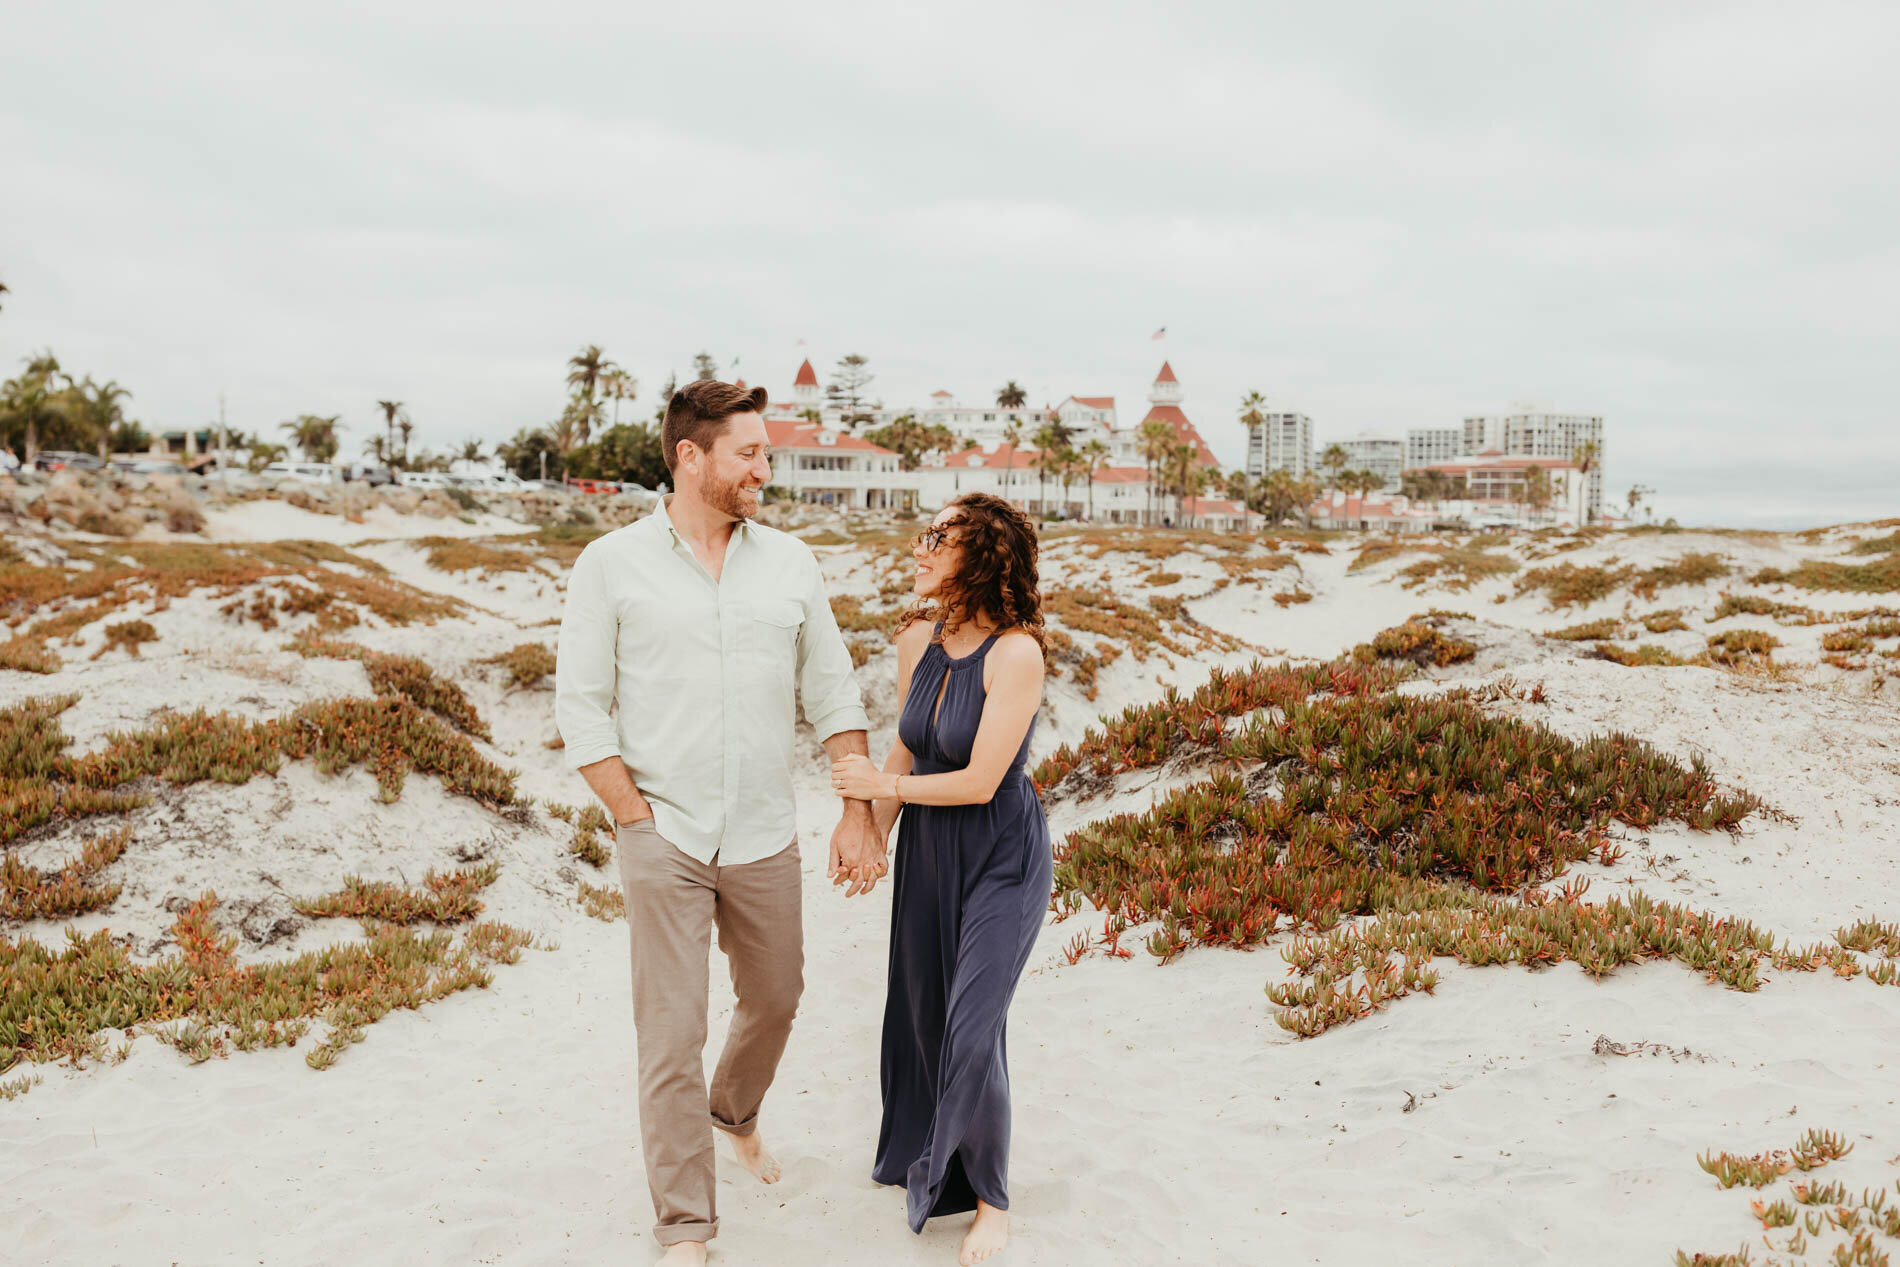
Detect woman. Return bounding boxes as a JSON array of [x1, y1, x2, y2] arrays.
[[830, 493, 1052, 1266]]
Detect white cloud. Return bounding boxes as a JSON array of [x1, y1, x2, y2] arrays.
[[2, 0, 1896, 524]]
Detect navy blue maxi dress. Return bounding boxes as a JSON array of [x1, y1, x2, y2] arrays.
[[873, 625, 1053, 1233]]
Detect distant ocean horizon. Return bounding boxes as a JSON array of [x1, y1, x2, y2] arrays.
[[1665, 498, 1896, 532]]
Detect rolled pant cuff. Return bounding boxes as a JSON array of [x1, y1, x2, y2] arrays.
[[711, 1111, 759, 1138], [654, 1221, 717, 1246]]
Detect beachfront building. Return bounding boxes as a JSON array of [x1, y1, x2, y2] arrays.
[[1180, 496, 1263, 533], [762, 416, 918, 509], [1462, 409, 1606, 519], [1120, 362, 1222, 469], [891, 391, 1052, 449], [771, 359, 1220, 522], [1418, 451, 1583, 525], [1091, 465, 1159, 525], [1245, 410, 1315, 480], [1338, 435, 1405, 491], [1306, 491, 1435, 533], [914, 442, 1040, 511], [1405, 426, 1463, 470], [1398, 408, 1606, 519]]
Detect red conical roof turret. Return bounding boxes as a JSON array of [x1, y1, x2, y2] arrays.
[[793, 358, 819, 387]]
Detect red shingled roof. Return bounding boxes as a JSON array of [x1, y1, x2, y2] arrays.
[[1092, 465, 1150, 484], [763, 416, 896, 455], [793, 359, 819, 387], [1072, 396, 1115, 410], [1155, 361, 1177, 384], [1183, 497, 1249, 518], [1138, 404, 1221, 467], [948, 442, 1038, 470]]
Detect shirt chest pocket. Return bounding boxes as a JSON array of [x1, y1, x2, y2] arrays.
[[740, 599, 802, 671]]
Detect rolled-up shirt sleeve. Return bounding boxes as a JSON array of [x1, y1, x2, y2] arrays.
[[796, 550, 871, 741], [554, 541, 624, 770]]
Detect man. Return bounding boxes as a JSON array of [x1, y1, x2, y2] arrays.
[[555, 379, 886, 1263]]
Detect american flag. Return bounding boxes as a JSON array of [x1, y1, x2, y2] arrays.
[[1151, 326, 1167, 340]]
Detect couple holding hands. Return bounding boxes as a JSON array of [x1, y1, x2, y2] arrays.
[[555, 379, 1051, 1265]]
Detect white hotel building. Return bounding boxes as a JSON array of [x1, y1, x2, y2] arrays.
[[767, 360, 1229, 523], [1405, 407, 1605, 519], [1245, 411, 1315, 480]]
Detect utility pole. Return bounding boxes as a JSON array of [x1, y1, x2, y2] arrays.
[[539, 450, 547, 481]]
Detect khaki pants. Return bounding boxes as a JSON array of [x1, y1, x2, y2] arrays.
[[614, 820, 805, 1246]]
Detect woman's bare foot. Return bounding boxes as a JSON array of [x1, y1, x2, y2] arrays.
[[959, 1201, 1009, 1265], [726, 1129, 782, 1184], [658, 1242, 707, 1265]]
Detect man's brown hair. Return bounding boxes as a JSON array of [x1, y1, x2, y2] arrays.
[[662, 380, 769, 473]]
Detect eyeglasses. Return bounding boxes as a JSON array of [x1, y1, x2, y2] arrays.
[[911, 524, 962, 553]]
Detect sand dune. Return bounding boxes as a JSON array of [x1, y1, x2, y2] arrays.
[[5, 503, 1900, 1265]]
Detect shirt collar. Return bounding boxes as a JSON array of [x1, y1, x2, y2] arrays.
[[653, 494, 754, 548]]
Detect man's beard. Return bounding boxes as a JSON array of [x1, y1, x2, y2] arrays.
[[703, 470, 760, 520]]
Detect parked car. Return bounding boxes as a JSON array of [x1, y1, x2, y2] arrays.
[[344, 464, 394, 486], [564, 477, 617, 495], [109, 457, 185, 475], [528, 479, 571, 494], [260, 461, 342, 485], [396, 471, 454, 489], [34, 450, 105, 472]]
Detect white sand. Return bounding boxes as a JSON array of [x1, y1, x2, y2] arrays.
[[6, 511, 1900, 1265]]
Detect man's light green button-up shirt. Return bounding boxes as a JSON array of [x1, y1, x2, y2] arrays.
[[554, 499, 870, 866]]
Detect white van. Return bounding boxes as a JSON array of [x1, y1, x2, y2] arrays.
[[261, 462, 342, 485], [397, 471, 454, 489]]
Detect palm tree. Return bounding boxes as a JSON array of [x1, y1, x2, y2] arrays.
[[13, 352, 65, 461], [1570, 440, 1599, 527], [377, 401, 404, 466], [457, 439, 486, 465], [1170, 442, 1198, 526], [567, 345, 613, 402], [397, 416, 415, 466], [995, 381, 1028, 410], [1319, 443, 1348, 495], [1138, 420, 1174, 525], [75, 378, 133, 459], [547, 409, 584, 473], [1522, 465, 1554, 525], [363, 435, 390, 464], [602, 370, 637, 427], [1031, 422, 1064, 515], [1081, 438, 1109, 521], [0, 278, 9, 314], [1055, 446, 1083, 517], [1238, 390, 1266, 468], [280, 414, 343, 463], [1001, 419, 1024, 500], [1180, 462, 1213, 530]]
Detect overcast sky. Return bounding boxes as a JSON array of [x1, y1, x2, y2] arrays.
[[5, 1, 1896, 526]]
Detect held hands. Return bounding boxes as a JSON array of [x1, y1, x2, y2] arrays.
[[826, 812, 888, 898], [830, 753, 895, 802], [826, 755, 891, 898]]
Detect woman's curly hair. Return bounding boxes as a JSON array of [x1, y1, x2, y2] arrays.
[[899, 492, 1046, 652]]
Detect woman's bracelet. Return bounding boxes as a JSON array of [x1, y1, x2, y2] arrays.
[[892, 774, 905, 803]]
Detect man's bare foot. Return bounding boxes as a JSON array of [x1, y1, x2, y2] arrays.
[[959, 1201, 1009, 1265], [658, 1242, 707, 1266], [726, 1129, 781, 1184]]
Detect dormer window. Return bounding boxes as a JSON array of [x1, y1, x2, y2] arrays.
[[818, 432, 837, 446]]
